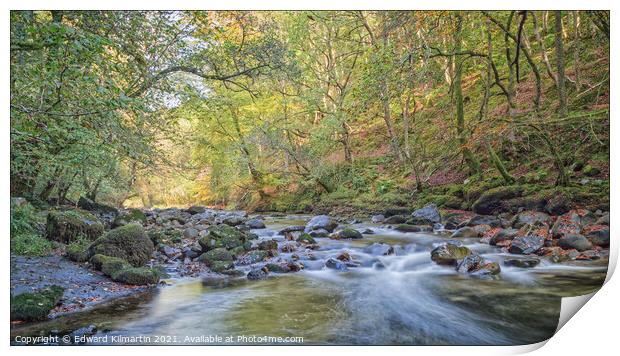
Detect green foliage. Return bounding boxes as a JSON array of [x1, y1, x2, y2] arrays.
[[11, 232, 54, 257], [10, 201, 53, 257], [10, 11, 609, 212]]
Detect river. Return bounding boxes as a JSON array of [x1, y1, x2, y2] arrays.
[[11, 214, 608, 345]]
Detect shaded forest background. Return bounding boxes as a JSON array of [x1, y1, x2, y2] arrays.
[[10, 10, 610, 213]]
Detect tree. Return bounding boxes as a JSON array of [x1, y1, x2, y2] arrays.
[[554, 10, 568, 118]]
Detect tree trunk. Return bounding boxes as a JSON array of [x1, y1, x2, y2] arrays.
[[572, 11, 582, 91], [554, 10, 568, 117], [486, 142, 515, 184], [532, 11, 558, 88], [231, 108, 266, 199], [481, 21, 514, 184], [454, 14, 481, 176], [504, 11, 516, 99]]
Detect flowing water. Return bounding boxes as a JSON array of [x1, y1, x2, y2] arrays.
[[11, 214, 608, 345]]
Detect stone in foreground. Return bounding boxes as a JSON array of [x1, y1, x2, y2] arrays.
[[430, 243, 471, 266], [89, 224, 154, 267]]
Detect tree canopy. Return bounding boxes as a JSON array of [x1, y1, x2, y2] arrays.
[[11, 10, 610, 211]]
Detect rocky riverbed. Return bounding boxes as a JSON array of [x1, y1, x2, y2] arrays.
[[10, 201, 610, 345]]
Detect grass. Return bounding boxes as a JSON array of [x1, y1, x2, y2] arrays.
[[10, 201, 53, 257]]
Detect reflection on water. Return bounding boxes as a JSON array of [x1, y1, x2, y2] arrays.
[[11, 215, 608, 345]]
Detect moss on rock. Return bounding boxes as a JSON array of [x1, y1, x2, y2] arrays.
[[332, 228, 363, 239], [210, 261, 234, 273], [197, 247, 233, 266], [112, 267, 160, 285], [46, 209, 104, 244], [90, 254, 131, 276], [65, 238, 91, 262], [89, 224, 154, 267], [101, 257, 132, 277], [10, 285, 64, 321], [471, 185, 523, 215], [198, 224, 255, 252]]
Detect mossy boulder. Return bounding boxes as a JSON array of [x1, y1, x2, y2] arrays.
[[430, 243, 472, 265], [197, 247, 233, 266], [112, 267, 160, 285], [471, 185, 523, 215], [102, 257, 132, 277], [229, 245, 248, 257], [65, 238, 91, 262], [89, 224, 154, 267], [198, 225, 255, 252], [90, 254, 132, 277], [210, 261, 234, 273], [113, 209, 147, 227], [10, 285, 64, 321], [46, 209, 104, 244], [332, 228, 363, 239]]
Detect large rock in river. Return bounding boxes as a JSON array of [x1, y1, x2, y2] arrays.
[[430, 243, 471, 265], [325, 258, 348, 271], [456, 254, 500, 276], [46, 209, 104, 244], [304, 215, 338, 233], [410, 204, 441, 224], [331, 228, 363, 239], [89, 224, 154, 267]]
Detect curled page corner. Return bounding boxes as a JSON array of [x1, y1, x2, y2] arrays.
[[556, 292, 596, 333], [554, 235, 616, 335]]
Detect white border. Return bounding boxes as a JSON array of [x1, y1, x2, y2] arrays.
[[3, 1, 617, 355]]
